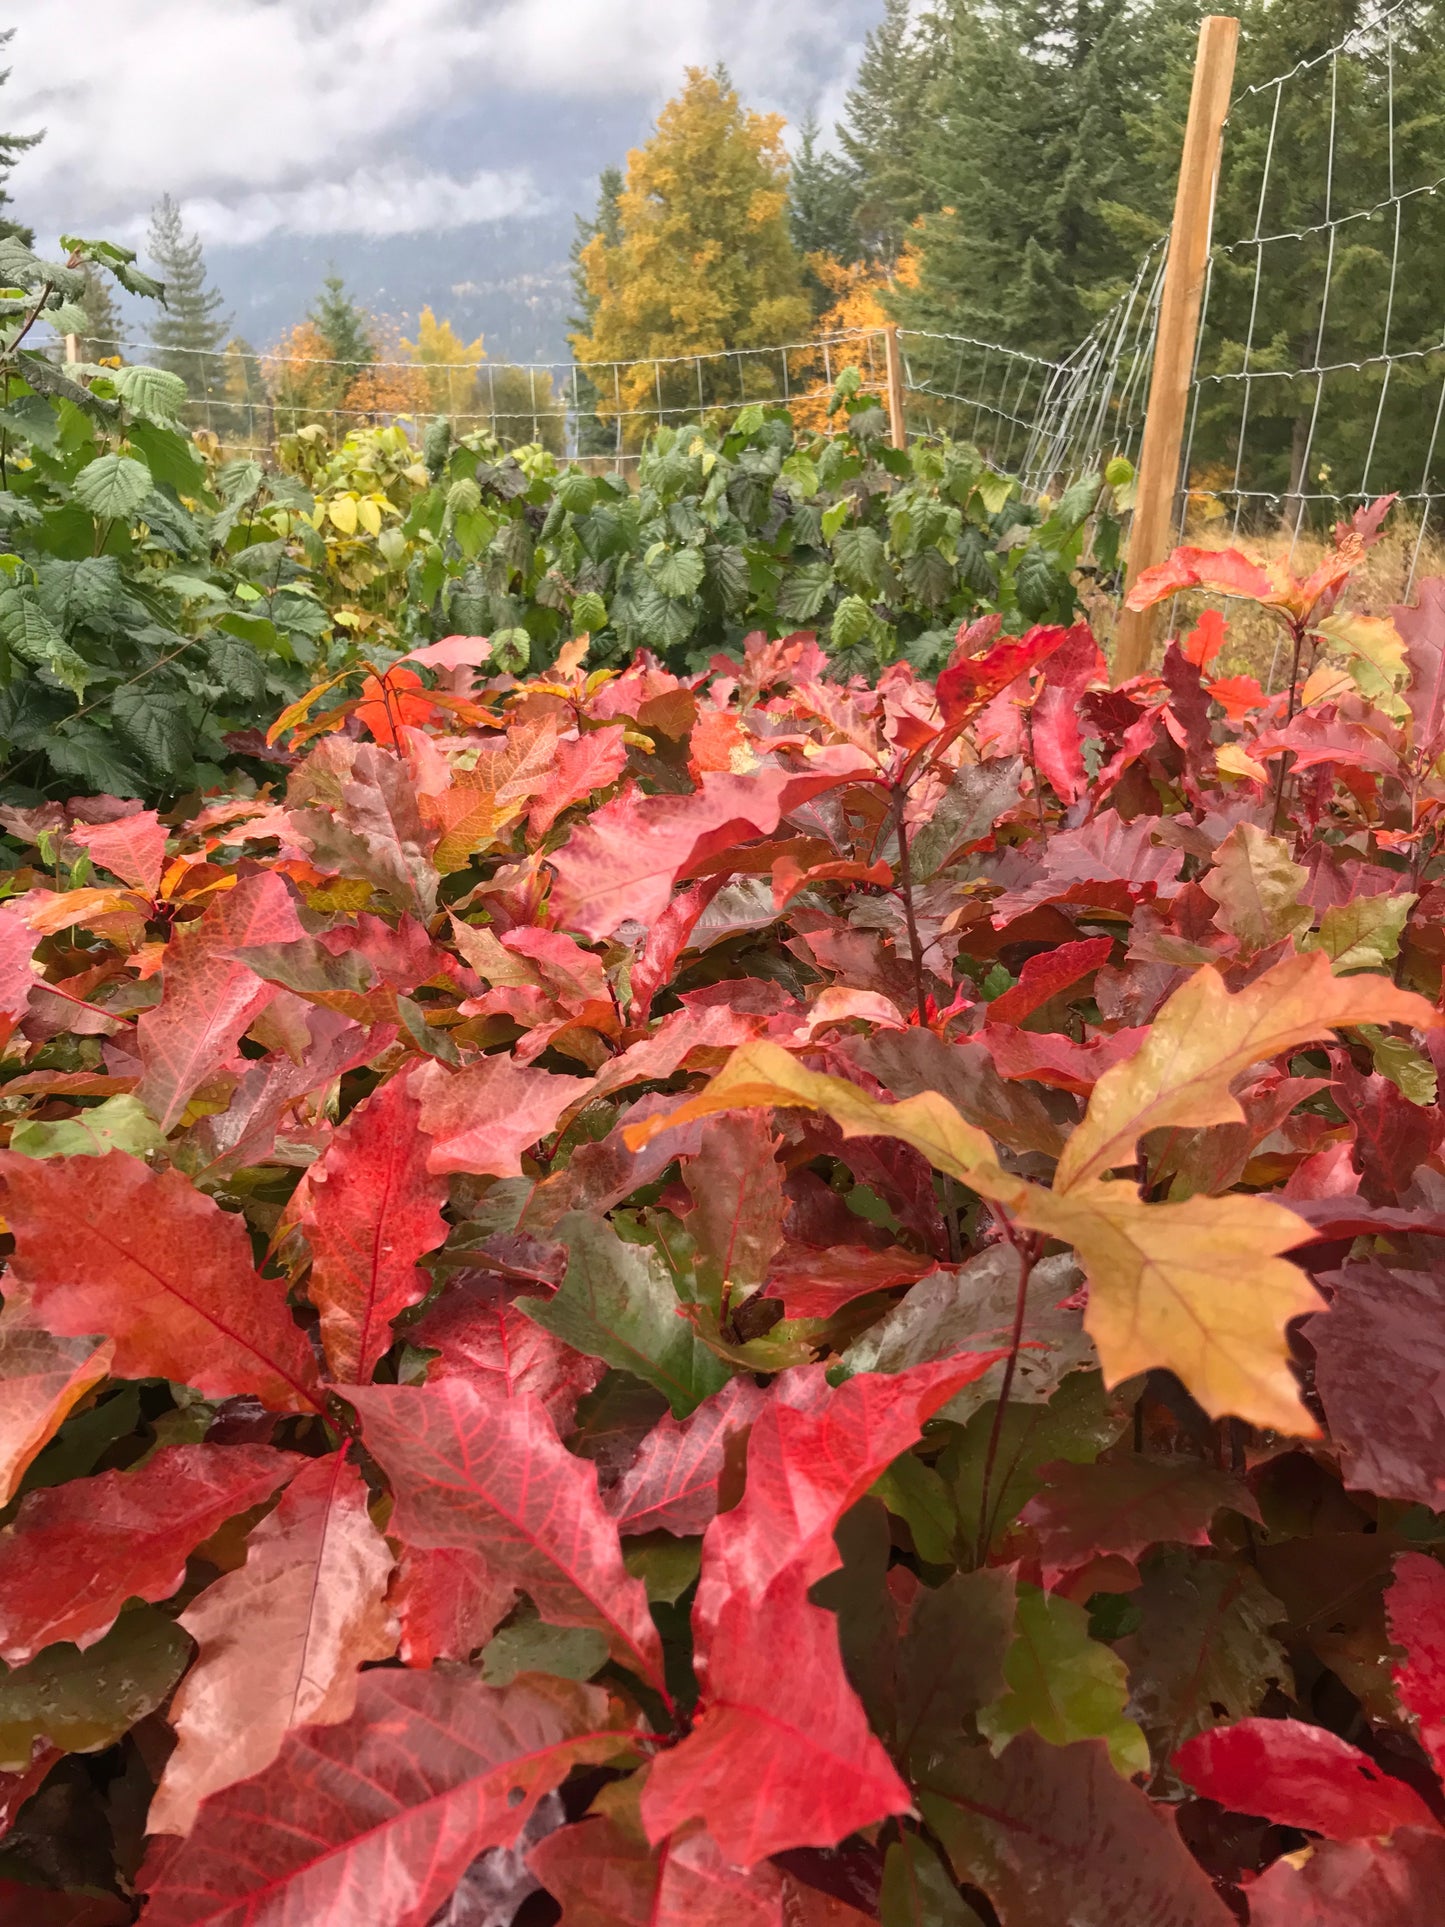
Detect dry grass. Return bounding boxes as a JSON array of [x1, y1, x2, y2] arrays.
[[1098, 502, 1445, 686]]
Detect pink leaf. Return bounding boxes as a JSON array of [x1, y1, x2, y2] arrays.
[[1388, 1553, 1445, 1778], [70, 809, 167, 897], [412, 1055, 592, 1177]]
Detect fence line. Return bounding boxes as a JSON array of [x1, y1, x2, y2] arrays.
[[43, 1, 1445, 616]]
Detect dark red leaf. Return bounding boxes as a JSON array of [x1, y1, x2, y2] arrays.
[[682, 1112, 786, 1304], [989, 811, 1184, 921], [761, 1242, 936, 1318], [1018, 1456, 1261, 1589], [1311, 1264, 1445, 1506], [297, 1075, 448, 1383], [0, 1885, 130, 1926], [139, 1670, 627, 1927], [1173, 1717, 1438, 1838], [0, 1152, 321, 1412], [0, 1442, 296, 1664], [918, 1733, 1235, 1925], [349, 1379, 667, 1692]]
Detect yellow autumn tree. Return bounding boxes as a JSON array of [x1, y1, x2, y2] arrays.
[[790, 237, 921, 431], [401, 308, 488, 420], [571, 67, 811, 445]]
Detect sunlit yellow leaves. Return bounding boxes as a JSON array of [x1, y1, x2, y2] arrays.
[[1055, 951, 1437, 1192], [1012, 1183, 1322, 1434], [623, 1039, 1022, 1204]]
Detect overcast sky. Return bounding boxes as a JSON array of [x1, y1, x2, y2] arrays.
[[7, 0, 875, 252]]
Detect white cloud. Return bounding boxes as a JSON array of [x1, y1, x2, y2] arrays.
[[152, 166, 540, 248], [7, 0, 867, 238]]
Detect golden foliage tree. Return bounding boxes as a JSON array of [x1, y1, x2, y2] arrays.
[[401, 308, 488, 419], [570, 67, 811, 443]]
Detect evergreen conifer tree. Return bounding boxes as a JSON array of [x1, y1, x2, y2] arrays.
[[569, 167, 624, 455], [789, 114, 862, 314], [77, 265, 125, 363], [146, 195, 230, 407], [309, 273, 377, 390], [0, 29, 41, 247], [894, 0, 1158, 360], [837, 0, 941, 262]]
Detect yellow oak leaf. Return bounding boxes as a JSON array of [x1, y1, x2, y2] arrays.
[[622, 1037, 1023, 1203], [1055, 951, 1437, 1192], [1012, 1182, 1321, 1433]]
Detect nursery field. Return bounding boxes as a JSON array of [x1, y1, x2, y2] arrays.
[[2, 240, 1445, 1927]]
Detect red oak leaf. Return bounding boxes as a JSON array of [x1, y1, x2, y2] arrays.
[[1126, 546, 1277, 610], [629, 877, 727, 1022], [983, 937, 1114, 1027], [1388, 1553, 1445, 1778], [607, 1376, 772, 1538], [412, 1055, 592, 1177], [411, 1276, 605, 1432], [1396, 577, 1445, 761], [641, 1564, 912, 1867], [298, 1075, 448, 1383], [1249, 712, 1400, 776], [547, 755, 869, 940], [0, 1883, 129, 1925], [0, 1151, 321, 1412], [682, 1111, 786, 1305], [1245, 1827, 1445, 1927], [398, 635, 493, 672], [355, 665, 439, 746], [761, 1242, 936, 1318], [350, 1378, 667, 1693], [989, 812, 1184, 922], [529, 725, 630, 838], [1018, 1456, 1261, 1589], [136, 869, 305, 1131], [936, 624, 1075, 728], [389, 1544, 517, 1668], [1173, 1717, 1438, 1839], [0, 903, 42, 1040], [530, 1811, 785, 1927], [0, 1442, 297, 1664], [139, 1671, 627, 1927], [0, 1310, 113, 1505], [69, 808, 168, 897], [148, 1449, 397, 1836], [642, 1361, 1005, 1863], [916, 1733, 1236, 1925], [981, 1023, 1149, 1095]]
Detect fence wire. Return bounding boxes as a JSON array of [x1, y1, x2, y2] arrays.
[[41, 0, 1445, 606]]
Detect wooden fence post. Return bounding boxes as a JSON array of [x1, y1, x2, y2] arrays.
[[1113, 14, 1239, 682], [884, 324, 907, 450]]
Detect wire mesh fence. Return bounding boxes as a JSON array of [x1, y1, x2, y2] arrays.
[[45, 0, 1445, 602]]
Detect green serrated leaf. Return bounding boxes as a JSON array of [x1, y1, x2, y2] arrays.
[[111, 682, 194, 779], [109, 364, 189, 427], [646, 544, 706, 600], [832, 524, 886, 596], [73, 452, 154, 521]]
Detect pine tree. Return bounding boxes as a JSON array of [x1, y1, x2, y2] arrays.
[[570, 168, 623, 456], [310, 273, 377, 389], [837, 0, 942, 262], [77, 265, 125, 363], [789, 114, 862, 314], [146, 195, 230, 406], [0, 29, 42, 247], [895, 0, 1162, 361], [570, 68, 812, 446]]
